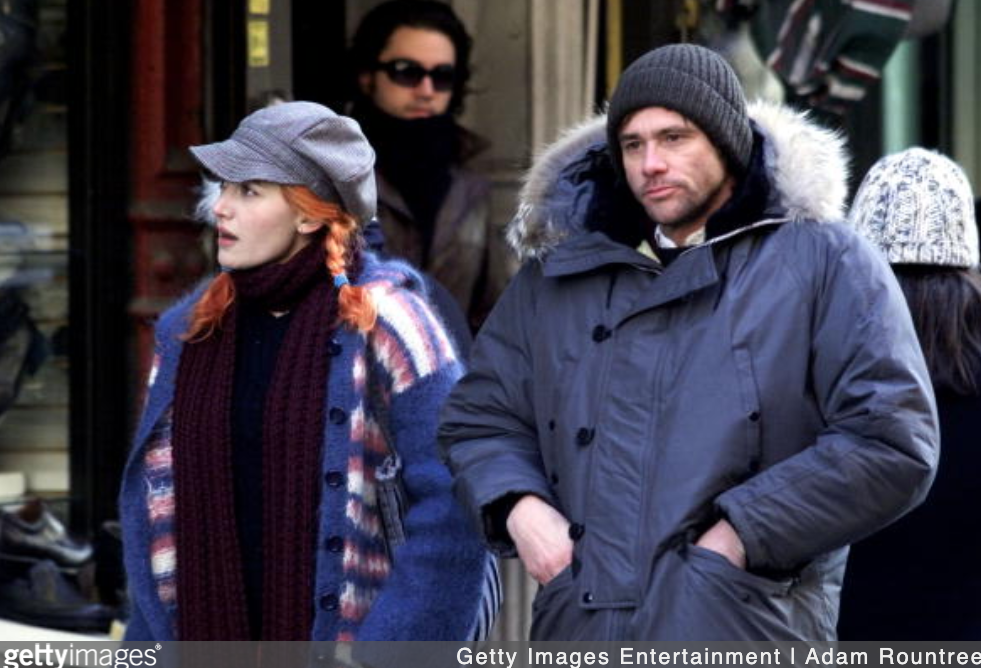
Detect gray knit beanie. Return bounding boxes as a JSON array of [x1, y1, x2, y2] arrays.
[[849, 148, 979, 268], [190, 101, 377, 224], [607, 43, 752, 178]]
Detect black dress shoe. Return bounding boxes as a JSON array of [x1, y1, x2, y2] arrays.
[[0, 498, 92, 567], [0, 559, 114, 633]]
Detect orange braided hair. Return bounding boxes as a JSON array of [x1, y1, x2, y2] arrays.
[[282, 186, 377, 332], [182, 185, 376, 342]]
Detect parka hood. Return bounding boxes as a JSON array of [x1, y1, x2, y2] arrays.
[[507, 100, 850, 261]]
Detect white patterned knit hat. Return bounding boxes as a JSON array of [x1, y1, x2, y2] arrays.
[[849, 147, 979, 268]]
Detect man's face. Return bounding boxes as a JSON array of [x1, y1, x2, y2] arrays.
[[360, 26, 456, 119], [618, 107, 735, 242]]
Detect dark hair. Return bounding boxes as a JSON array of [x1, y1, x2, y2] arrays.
[[893, 265, 981, 396], [976, 197, 981, 253], [350, 0, 473, 116]]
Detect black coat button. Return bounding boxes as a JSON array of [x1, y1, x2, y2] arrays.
[[325, 471, 344, 487], [748, 411, 761, 422], [327, 339, 342, 357], [592, 325, 612, 342], [569, 523, 585, 540], [329, 407, 348, 425], [319, 593, 339, 611], [326, 536, 344, 552], [576, 427, 595, 446], [550, 472, 559, 484], [582, 592, 594, 604]]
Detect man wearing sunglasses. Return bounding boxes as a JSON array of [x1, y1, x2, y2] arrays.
[[350, 0, 515, 333]]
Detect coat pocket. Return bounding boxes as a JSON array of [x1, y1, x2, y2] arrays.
[[530, 563, 622, 640], [687, 545, 795, 597], [532, 563, 575, 611], [673, 544, 803, 640], [529, 563, 575, 640]]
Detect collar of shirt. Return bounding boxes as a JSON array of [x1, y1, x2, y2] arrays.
[[654, 225, 705, 249]]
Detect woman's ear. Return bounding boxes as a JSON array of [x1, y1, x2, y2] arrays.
[[297, 220, 326, 235]]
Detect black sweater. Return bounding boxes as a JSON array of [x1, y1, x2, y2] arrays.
[[231, 303, 293, 639]]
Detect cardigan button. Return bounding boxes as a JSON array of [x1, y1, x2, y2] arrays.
[[568, 523, 585, 541], [576, 427, 595, 446], [325, 471, 344, 488], [326, 535, 344, 553], [329, 407, 348, 425], [327, 339, 342, 357], [582, 592, 594, 604], [592, 325, 612, 342], [319, 593, 339, 611]]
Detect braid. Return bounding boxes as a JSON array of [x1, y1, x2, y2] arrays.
[[282, 186, 377, 332]]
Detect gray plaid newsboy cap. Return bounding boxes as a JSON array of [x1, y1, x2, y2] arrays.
[[190, 101, 377, 223]]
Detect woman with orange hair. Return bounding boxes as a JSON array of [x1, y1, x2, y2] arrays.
[[119, 102, 491, 640]]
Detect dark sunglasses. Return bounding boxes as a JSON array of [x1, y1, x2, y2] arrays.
[[375, 59, 457, 92]]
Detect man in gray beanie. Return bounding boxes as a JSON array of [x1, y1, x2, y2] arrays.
[[440, 43, 938, 640]]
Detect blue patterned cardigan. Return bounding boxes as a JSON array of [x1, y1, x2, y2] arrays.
[[119, 254, 487, 640]]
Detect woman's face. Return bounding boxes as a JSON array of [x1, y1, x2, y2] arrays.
[[212, 181, 315, 270]]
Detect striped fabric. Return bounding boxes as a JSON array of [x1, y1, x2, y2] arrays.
[[717, 0, 913, 114], [469, 554, 503, 641], [143, 407, 176, 622]]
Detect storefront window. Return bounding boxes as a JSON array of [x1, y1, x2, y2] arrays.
[[0, 0, 70, 498]]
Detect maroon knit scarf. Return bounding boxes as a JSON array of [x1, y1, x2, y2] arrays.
[[172, 239, 335, 640]]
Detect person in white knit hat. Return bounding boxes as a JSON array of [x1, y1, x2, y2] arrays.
[[841, 147, 981, 639], [848, 147, 979, 269]]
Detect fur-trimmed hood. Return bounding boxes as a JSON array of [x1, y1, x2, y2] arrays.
[[507, 100, 850, 261]]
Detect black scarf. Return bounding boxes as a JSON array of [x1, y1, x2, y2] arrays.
[[703, 131, 771, 242], [353, 102, 459, 262], [172, 238, 335, 640]]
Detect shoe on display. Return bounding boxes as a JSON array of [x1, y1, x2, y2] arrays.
[[0, 498, 93, 567], [0, 559, 114, 634]]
